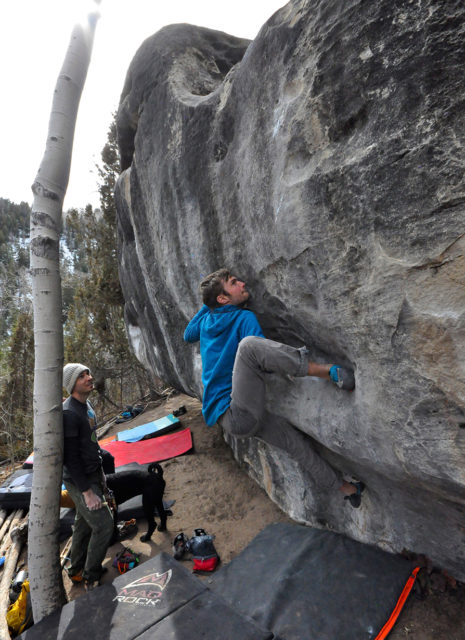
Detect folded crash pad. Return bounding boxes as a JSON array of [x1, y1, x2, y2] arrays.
[[19, 552, 272, 640], [0, 469, 33, 510], [210, 522, 419, 640], [104, 428, 192, 467], [116, 414, 180, 442], [0, 469, 77, 541], [118, 496, 174, 523]]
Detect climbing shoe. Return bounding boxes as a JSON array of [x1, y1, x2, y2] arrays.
[[116, 519, 138, 541], [84, 567, 108, 591], [329, 365, 355, 391], [172, 533, 189, 560], [84, 580, 99, 592], [65, 567, 83, 585], [344, 481, 365, 508]]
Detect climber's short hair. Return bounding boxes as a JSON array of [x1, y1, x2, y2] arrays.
[[200, 268, 230, 308]]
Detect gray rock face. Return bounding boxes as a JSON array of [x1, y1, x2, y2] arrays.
[[115, 2, 465, 578]]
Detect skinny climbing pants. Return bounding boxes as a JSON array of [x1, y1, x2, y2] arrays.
[[64, 473, 114, 582], [218, 336, 341, 490]]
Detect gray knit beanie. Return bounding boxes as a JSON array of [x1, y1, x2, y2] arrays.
[[63, 363, 90, 395]]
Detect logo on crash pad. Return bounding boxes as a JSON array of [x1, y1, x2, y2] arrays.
[[113, 569, 172, 607]]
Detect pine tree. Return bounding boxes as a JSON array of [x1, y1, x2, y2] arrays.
[[63, 120, 154, 416], [0, 199, 32, 340], [0, 312, 34, 461]]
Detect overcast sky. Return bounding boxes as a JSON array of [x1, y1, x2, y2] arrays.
[[1, 0, 285, 211]]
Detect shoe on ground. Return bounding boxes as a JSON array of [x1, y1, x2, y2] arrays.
[[329, 365, 355, 391], [173, 532, 189, 560], [344, 481, 365, 508], [84, 580, 100, 592]]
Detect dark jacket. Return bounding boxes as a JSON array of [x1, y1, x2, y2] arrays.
[[63, 396, 102, 492]]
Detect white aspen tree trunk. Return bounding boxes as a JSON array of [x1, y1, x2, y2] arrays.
[[28, 8, 99, 622]]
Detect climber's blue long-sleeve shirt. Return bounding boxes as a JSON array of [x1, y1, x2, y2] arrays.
[[184, 304, 264, 426]]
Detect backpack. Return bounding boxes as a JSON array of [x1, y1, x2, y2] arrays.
[[113, 547, 140, 574]]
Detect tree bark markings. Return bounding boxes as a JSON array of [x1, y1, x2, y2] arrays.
[[28, 9, 99, 622]]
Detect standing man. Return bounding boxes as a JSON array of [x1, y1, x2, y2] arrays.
[[184, 268, 364, 507], [62, 363, 114, 591]]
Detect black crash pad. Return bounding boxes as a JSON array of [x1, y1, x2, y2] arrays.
[[0, 464, 173, 537], [117, 496, 174, 521], [0, 470, 75, 541], [19, 552, 272, 640], [210, 522, 418, 640], [136, 590, 273, 640], [0, 469, 33, 510], [58, 508, 76, 541]]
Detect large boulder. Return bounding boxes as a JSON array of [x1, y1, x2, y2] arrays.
[[115, 1, 465, 578]]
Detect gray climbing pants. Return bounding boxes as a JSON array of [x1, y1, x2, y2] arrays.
[[218, 336, 340, 490], [64, 473, 114, 582]]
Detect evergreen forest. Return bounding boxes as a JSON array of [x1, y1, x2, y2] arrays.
[[0, 122, 155, 463]]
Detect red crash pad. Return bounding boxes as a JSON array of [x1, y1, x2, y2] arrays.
[[103, 427, 192, 467]]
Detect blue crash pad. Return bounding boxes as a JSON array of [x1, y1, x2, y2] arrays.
[[117, 414, 179, 442]]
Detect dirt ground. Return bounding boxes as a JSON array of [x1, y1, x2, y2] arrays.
[[60, 392, 464, 639]]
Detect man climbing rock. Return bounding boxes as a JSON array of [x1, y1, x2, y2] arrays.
[[184, 268, 364, 507], [62, 363, 114, 591]]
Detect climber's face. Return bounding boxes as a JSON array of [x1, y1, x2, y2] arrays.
[[217, 275, 250, 306]]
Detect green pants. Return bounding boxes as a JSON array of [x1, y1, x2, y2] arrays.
[[64, 475, 114, 582]]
